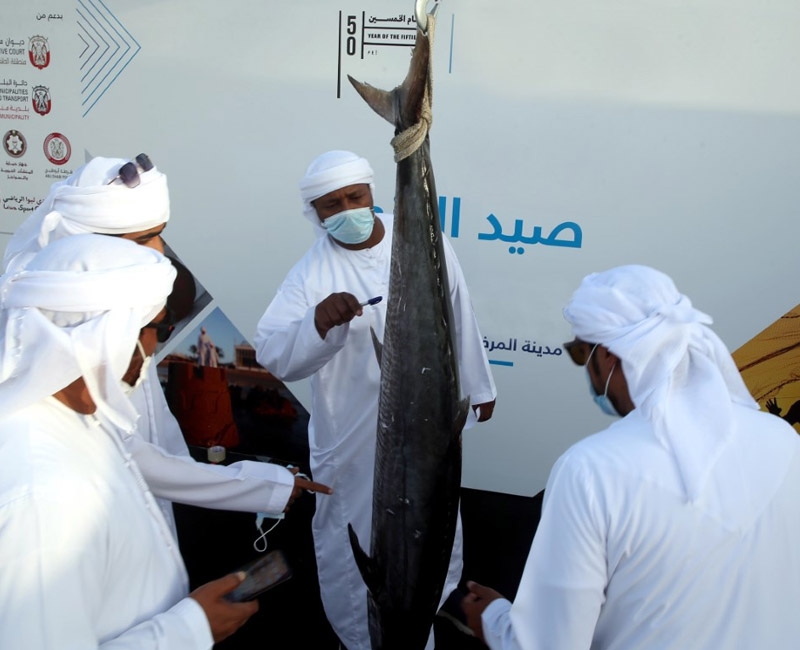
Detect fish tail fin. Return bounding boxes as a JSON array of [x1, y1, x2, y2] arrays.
[[455, 397, 471, 438], [348, 13, 433, 129], [348, 523, 381, 596], [370, 326, 383, 367], [347, 76, 398, 126]]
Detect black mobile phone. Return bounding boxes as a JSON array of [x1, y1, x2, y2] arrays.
[[224, 550, 293, 602]]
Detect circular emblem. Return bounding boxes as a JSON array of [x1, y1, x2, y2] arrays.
[[3, 130, 27, 158], [43, 132, 71, 165], [28, 35, 51, 70], [32, 85, 51, 116]]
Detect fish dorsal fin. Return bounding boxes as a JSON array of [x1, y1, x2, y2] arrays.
[[370, 326, 383, 367], [347, 523, 382, 596]]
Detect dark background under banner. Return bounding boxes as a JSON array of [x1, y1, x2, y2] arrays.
[[176, 447, 543, 649]]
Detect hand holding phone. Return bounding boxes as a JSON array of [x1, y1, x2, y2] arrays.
[[223, 550, 293, 602], [189, 573, 259, 643]]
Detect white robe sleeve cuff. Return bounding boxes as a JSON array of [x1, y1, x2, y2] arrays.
[[160, 597, 214, 650], [100, 596, 213, 649], [481, 598, 520, 650]]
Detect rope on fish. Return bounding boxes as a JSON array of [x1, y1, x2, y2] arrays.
[[391, 14, 435, 162]]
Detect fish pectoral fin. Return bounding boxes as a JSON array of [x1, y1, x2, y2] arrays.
[[454, 397, 471, 438], [370, 326, 383, 367], [347, 523, 382, 596], [347, 75, 398, 126]]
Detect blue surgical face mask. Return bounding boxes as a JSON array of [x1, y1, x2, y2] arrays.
[[322, 207, 375, 244], [585, 344, 620, 417]]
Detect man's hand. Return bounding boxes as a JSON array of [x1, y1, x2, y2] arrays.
[[314, 292, 363, 339], [473, 399, 497, 422], [285, 467, 333, 511], [189, 572, 259, 643], [462, 580, 505, 643]]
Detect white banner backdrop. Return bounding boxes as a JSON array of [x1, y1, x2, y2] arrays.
[[2, 0, 799, 495]]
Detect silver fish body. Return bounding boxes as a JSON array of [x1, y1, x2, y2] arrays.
[[347, 4, 470, 649]]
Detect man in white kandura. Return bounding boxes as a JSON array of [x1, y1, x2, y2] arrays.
[[463, 265, 800, 649], [3, 155, 329, 537], [197, 327, 219, 367], [0, 235, 258, 648], [254, 150, 497, 650]]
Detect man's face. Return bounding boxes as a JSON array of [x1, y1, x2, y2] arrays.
[[564, 338, 594, 368], [118, 223, 167, 253], [121, 308, 167, 386], [565, 338, 603, 393], [312, 183, 372, 221]]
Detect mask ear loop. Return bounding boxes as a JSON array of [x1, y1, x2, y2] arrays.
[[253, 462, 308, 552], [253, 514, 282, 553], [127, 340, 150, 392], [603, 362, 616, 398]]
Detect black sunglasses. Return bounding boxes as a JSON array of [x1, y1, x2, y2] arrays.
[[563, 338, 598, 366], [107, 153, 154, 188], [143, 308, 176, 343]]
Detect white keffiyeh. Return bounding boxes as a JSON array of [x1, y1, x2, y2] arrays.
[[563, 265, 759, 502], [3, 156, 170, 274], [298, 150, 375, 237], [0, 234, 176, 434]]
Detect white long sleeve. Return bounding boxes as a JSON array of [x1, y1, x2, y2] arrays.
[[0, 401, 214, 650], [254, 247, 349, 383], [0, 487, 212, 650], [481, 407, 800, 650], [127, 363, 295, 521], [126, 434, 294, 514]]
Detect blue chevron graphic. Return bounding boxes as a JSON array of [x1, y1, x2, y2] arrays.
[[76, 0, 141, 117]]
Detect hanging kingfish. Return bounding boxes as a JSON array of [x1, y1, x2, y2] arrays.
[[346, 1, 471, 648]]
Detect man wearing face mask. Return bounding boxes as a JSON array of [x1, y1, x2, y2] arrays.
[[254, 150, 497, 650], [0, 235, 260, 648], [2, 155, 329, 540], [462, 265, 800, 649]]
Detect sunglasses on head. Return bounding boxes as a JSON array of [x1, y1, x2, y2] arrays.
[[563, 338, 598, 366], [143, 308, 176, 343], [107, 153, 154, 189]]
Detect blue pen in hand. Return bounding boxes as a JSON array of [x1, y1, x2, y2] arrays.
[[360, 296, 383, 307]]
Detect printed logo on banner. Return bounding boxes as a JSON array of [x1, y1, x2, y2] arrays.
[[3, 130, 27, 158], [478, 213, 582, 255], [387, 194, 586, 256], [0, 38, 27, 64], [436, 195, 585, 255], [481, 336, 566, 368], [1, 159, 33, 183], [336, 9, 460, 96], [28, 36, 50, 70], [337, 9, 420, 98], [0, 79, 29, 119], [43, 133, 71, 165], [31, 85, 51, 116], [77, 4, 141, 117]]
